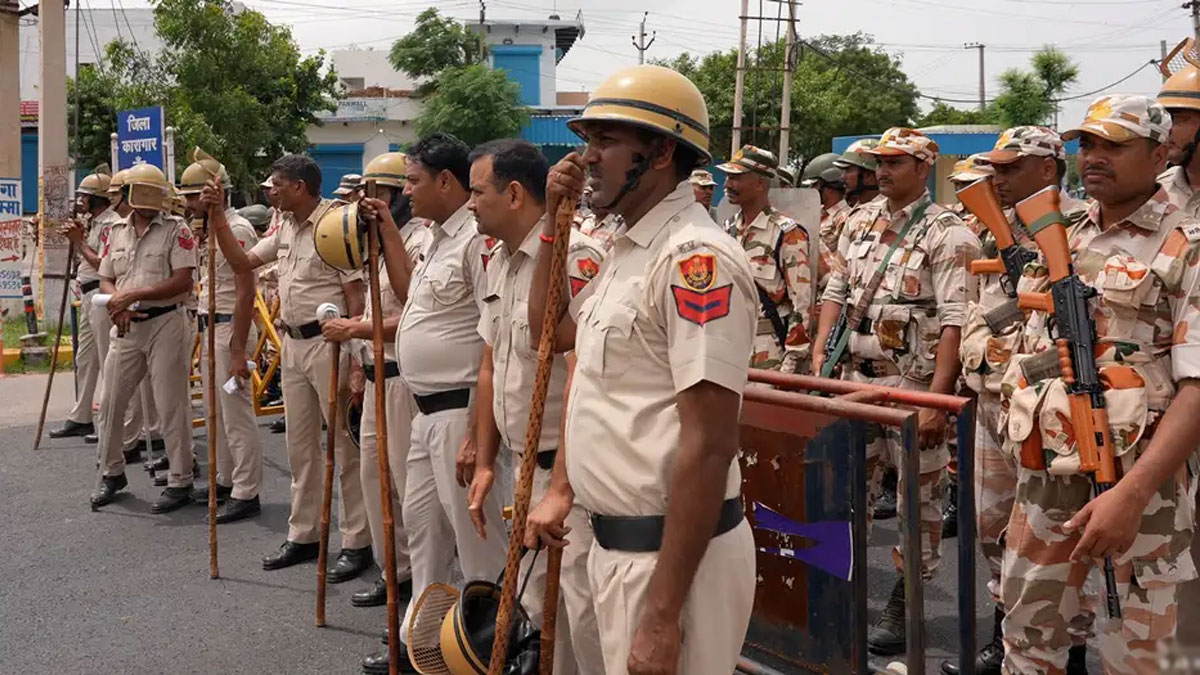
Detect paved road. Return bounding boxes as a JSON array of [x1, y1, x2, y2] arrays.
[[1, 373, 1102, 674]]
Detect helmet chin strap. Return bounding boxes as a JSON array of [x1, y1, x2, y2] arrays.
[[596, 150, 657, 212]]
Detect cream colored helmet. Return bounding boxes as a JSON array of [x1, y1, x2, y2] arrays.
[[1159, 38, 1200, 112], [77, 163, 112, 197], [107, 169, 129, 195], [178, 160, 231, 195], [123, 163, 170, 212], [362, 152, 408, 191], [313, 202, 365, 271], [568, 64, 712, 165]]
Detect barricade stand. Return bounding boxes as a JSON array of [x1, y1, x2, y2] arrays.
[[735, 371, 977, 675]]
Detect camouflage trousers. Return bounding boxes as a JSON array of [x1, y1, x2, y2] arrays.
[[848, 371, 949, 579], [1001, 466, 1195, 674], [750, 328, 805, 373], [975, 392, 1018, 604]]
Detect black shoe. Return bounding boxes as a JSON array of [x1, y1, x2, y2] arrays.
[[941, 607, 1003, 674], [262, 540, 319, 570], [268, 418, 285, 434], [1066, 645, 1088, 675], [90, 473, 128, 509], [215, 496, 261, 524], [942, 474, 959, 539], [327, 546, 373, 584], [123, 441, 145, 464], [49, 420, 94, 439], [83, 433, 99, 444], [875, 468, 898, 520], [868, 577, 907, 656], [152, 472, 168, 487], [192, 483, 233, 505], [144, 454, 169, 473], [362, 649, 417, 674], [353, 577, 388, 608], [150, 486, 194, 514]]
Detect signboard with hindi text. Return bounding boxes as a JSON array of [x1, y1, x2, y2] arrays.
[[117, 106, 165, 170], [0, 179, 24, 298]]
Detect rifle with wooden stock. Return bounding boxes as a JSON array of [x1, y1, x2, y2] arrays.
[[1014, 185, 1121, 619]]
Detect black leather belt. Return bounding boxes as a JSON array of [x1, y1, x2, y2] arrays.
[[198, 313, 234, 332], [80, 280, 100, 294], [363, 361, 400, 382], [282, 320, 322, 340], [131, 304, 178, 323], [412, 388, 471, 415], [591, 497, 744, 553], [537, 449, 556, 471]]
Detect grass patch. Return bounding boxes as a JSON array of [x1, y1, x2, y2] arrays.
[[2, 316, 74, 374]]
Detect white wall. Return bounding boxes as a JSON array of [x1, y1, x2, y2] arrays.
[[18, 8, 161, 100], [331, 48, 422, 93], [306, 120, 419, 158]]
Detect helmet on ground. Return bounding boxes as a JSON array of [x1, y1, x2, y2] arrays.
[[363, 152, 409, 190], [313, 203, 366, 271], [568, 64, 712, 165], [78, 163, 112, 197], [124, 163, 171, 212], [799, 152, 843, 187], [833, 139, 880, 172], [439, 579, 539, 675]]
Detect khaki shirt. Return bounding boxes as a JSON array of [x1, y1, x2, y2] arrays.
[[1160, 166, 1200, 219], [565, 182, 756, 516], [248, 199, 362, 327], [724, 205, 812, 371], [199, 209, 258, 315], [99, 212, 198, 308], [479, 222, 605, 454], [77, 208, 122, 285], [576, 212, 626, 253], [395, 203, 490, 396], [822, 190, 981, 382], [355, 218, 429, 365]]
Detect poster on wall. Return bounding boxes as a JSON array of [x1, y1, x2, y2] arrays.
[[0, 178, 23, 299]]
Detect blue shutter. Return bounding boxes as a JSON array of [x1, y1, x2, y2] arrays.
[[21, 132, 38, 214], [307, 144, 364, 199], [491, 45, 543, 106]]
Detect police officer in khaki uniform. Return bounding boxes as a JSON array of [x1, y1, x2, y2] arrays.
[[205, 154, 372, 576], [361, 133, 509, 675], [462, 139, 606, 675], [719, 144, 812, 373], [333, 173, 363, 206], [814, 127, 982, 656], [50, 166, 118, 439], [317, 152, 427, 612], [89, 163, 198, 513], [182, 158, 264, 523], [526, 65, 758, 675]]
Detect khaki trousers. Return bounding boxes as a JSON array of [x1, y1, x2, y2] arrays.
[[587, 519, 756, 675], [94, 303, 157, 445], [68, 289, 100, 424], [359, 372, 413, 578], [400, 399, 508, 637], [97, 309, 193, 487], [516, 460, 603, 675], [200, 320, 264, 500], [280, 334, 369, 548]]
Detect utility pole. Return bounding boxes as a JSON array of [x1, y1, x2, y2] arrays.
[[0, 1, 19, 192], [731, 0, 749, 156], [965, 42, 985, 112], [478, 1, 486, 60], [631, 11, 655, 65], [777, 0, 797, 166], [1187, 0, 1200, 41], [39, 0, 70, 318]]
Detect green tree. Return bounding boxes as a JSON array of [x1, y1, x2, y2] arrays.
[[657, 33, 919, 163], [388, 8, 482, 83], [915, 101, 998, 127], [69, 0, 338, 193], [415, 65, 529, 147], [992, 47, 1078, 127]]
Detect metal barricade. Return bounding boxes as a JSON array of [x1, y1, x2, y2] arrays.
[[736, 370, 977, 675], [191, 291, 284, 428]]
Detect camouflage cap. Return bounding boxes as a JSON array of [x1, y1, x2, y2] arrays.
[[688, 169, 716, 186], [834, 138, 880, 171], [1061, 94, 1172, 145], [978, 126, 1066, 165], [716, 144, 778, 177], [868, 127, 939, 164], [949, 154, 994, 183]]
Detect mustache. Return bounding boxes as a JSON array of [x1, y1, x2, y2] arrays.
[[1081, 165, 1113, 178]]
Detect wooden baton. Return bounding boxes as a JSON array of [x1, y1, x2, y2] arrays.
[[316, 337, 341, 626], [33, 240, 76, 452]]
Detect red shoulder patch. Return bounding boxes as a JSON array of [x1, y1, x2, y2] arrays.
[[569, 277, 588, 297], [678, 253, 716, 290], [577, 256, 599, 280], [671, 284, 732, 326], [178, 234, 195, 251]]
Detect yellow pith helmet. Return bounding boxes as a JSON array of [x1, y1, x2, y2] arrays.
[[77, 163, 112, 197], [178, 158, 231, 195], [362, 152, 408, 191], [568, 64, 712, 165], [123, 163, 170, 212], [313, 203, 365, 271], [108, 169, 129, 194]]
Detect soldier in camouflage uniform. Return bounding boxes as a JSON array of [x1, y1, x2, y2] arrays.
[[1159, 57, 1200, 218], [801, 152, 850, 224], [815, 127, 982, 656], [1000, 95, 1200, 674], [948, 154, 994, 221], [820, 140, 883, 306], [943, 127, 1091, 675], [718, 144, 812, 372]]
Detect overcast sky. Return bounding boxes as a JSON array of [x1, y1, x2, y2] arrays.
[[96, 0, 1185, 133]]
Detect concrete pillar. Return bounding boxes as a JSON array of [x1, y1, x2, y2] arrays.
[[38, 0, 70, 320]]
